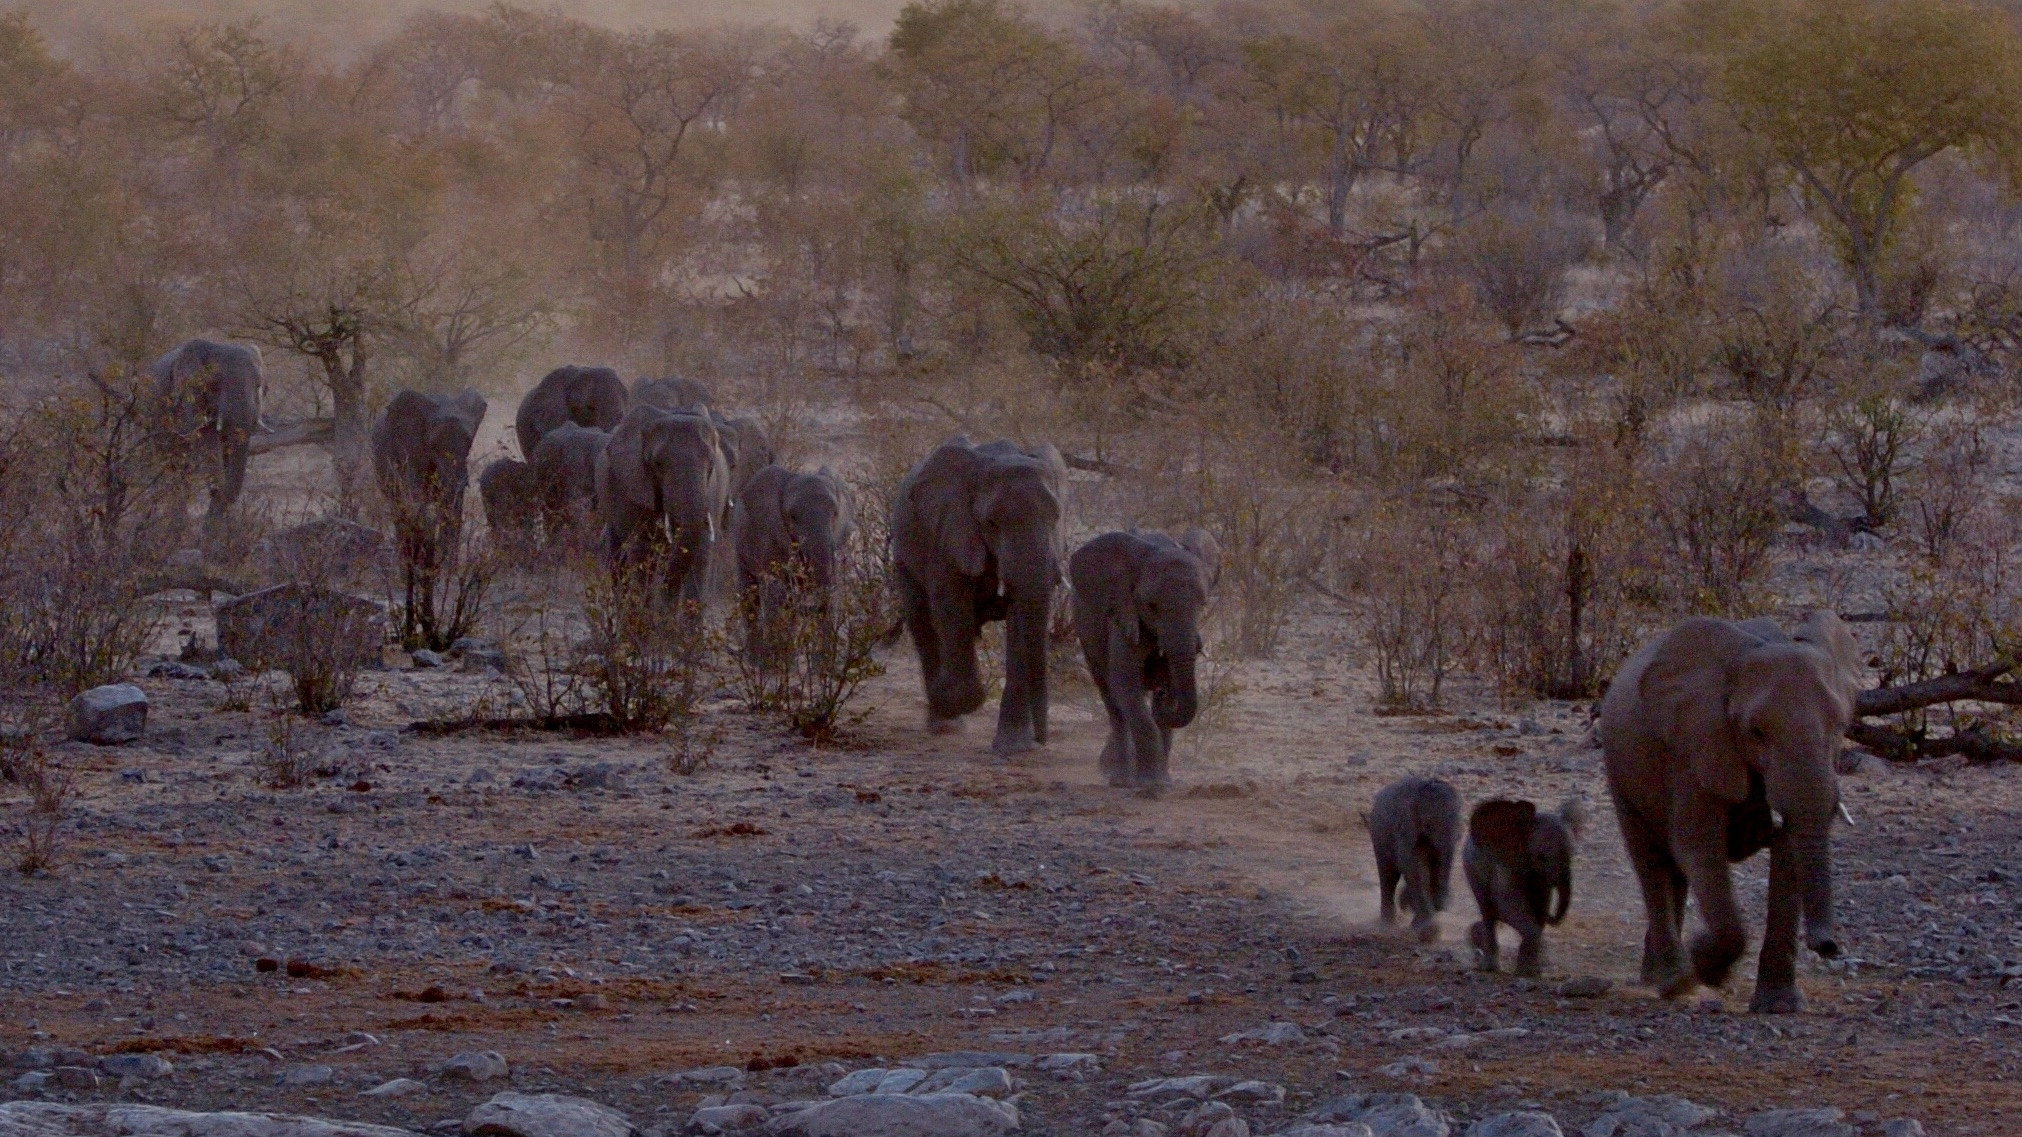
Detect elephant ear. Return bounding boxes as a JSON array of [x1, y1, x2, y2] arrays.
[[1177, 528, 1222, 589], [1638, 617, 1763, 802], [1793, 609, 1867, 708], [910, 443, 988, 577], [1469, 800, 1536, 867], [445, 389, 488, 437]]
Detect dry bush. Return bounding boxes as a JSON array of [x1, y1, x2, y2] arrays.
[[1175, 291, 1377, 474], [580, 566, 718, 735], [734, 511, 898, 742], [1821, 392, 1922, 529], [497, 562, 595, 728], [8, 723, 73, 874], [1476, 449, 1666, 701], [1449, 203, 1593, 340], [1873, 508, 2022, 744], [1903, 416, 1992, 563], [1347, 498, 1479, 712], [1707, 242, 1849, 411], [1649, 413, 1794, 615], [258, 706, 319, 788], [0, 371, 195, 693], [386, 505, 499, 653]]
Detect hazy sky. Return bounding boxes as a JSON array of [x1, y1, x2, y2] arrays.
[[19, 0, 919, 57]]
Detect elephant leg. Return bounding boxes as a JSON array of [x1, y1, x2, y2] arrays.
[[210, 429, 250, 523], [1497, 875, 1546, 977], [1618, 803, 1688, 989], [1467, 865, 1499, 970], [1751, 836, 1807, 1014], [1404, 846, 1439, 943], [924, 577, 985, 726], [1377, 854, 1400, 925], [1675, 806, 1748, 996], [1105, 626, 1164, 791]]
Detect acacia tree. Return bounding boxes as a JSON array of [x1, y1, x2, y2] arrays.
[[1722, 0, 2022, 317]]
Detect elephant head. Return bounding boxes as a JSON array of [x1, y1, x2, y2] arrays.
[[1121, 529, 1217, 730], [374, 389, 487, 520], [1638, 612, 1863, 962], [598, 404, 729, 601], [515, 365, 627, 458], [633, 375, 715, 412], [147, 339, 266, 527]]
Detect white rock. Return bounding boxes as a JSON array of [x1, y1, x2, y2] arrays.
[[69, 685, 147, 744], [1033, 1053, 1099, 1074], [439, 1051, 510, 1082], [912, 1068, 1013, 1098], [1880, 1122, 1923, 1137], [1218, 1022, 1304, 1045], [1741, 1110, 1854, 1137], [461, 1092, 635, 1137], [0, 1102, 419, 1136], [1127, 1075, 1237, 1099], [1581, 1095, 1719, 1137], [361, 1079, 426, 1099], [760, 1093, 1019, 1136], [1468, 1114, 1564, 1137], [280, 1065, 334, 1087], [1213, 1082, 1284, 1105], [1310, 1094, 1453, 1137], [687, 1104, 769, 1133]]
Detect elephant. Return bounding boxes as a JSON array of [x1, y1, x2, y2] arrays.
[[596, 403, 729, 604], [1464, 797, 1585, 976], [479, 457, 541, 539], [147, 338, 265, 531], [1368, 776, 1462, 942], [633, 375, 715, 412], [892, 436, 1066, 754], [530, 422, 609, 539], [372, 389, 486, 645], [1068, 528, 1219, 792], [736, 465, 853, 663], [515, 364, 627, 459], [1598, 611, 1866, 1013]]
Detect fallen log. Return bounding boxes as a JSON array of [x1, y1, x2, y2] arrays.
[[1853, 661, 2022, 717], [248, 418, 335, 454], [1849, 657, 2022, 764], [1848, 720, 2022, 765]]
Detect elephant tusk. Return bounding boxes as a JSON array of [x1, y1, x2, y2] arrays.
[[1837, 801, 1856, 827], [1770, 809, 1785, 831]]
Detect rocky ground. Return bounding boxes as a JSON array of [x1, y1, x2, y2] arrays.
[[2, 600, 2018, 1137]]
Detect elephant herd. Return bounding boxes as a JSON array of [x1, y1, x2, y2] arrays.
[[1369, 610, 1866, 1015], [150, 338, 1868, 1015]]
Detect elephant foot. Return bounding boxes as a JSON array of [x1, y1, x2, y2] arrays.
[[1467, 922, 1498, 970], [1412, 918, 1440, 945], [1658, 971, 1698, 1000], [1690, 927, 1746, 990], [1132, 783, 1167, 801], [991, 729, 1039, 756], [1513, 945, 1544, 979], [1748, 983, 1806, 1014], [927, 715, 966, 736]]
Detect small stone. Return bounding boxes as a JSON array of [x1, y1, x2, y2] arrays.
[[1880, 1122, 1925, 1137], [412, 649, 445, 669], [363, 1077, 427, 1098], [1175, 1101, 1235, 1137], [1467, 1113, 1564, 1137], [1743, 1109, 1854, 1137], [1034, 1053, 1100, 1075], [440, 1050, 510, 1082], [1215, 1081, 1284, 1105], [1279, 1127, 1375, 1137], [97, 1053, 173, 1080], [12, 1071, 51, 1092], [689, 1103, 770, 1133], [461, 1091, 634, 1137], [664, 1065, 746, 1088], [912, 1067, 1014, 1098], [54, 1066, 99, 1090], [573, 992, 607, 1011], [69, 684, 148, 744], [1219, 1021, 1305, 1045], [280, 1064, 334, 1087], [1553, 976, 1611, 999], [762, 1093, 1018, 1136]]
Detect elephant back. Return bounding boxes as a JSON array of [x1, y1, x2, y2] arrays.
[[633, 375, 714, 412], [517, 364, 626, 457]]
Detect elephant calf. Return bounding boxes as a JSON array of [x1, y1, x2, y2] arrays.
[[1069, 529, 1218, 793], [480, 457, 540, 540], [1464, 797, 1585, 977], [736, 465, 852, 662], [1368, 776, 1462, 943], [530, 422, 609, 540]]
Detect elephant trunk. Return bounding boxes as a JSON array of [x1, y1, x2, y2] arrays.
[[1154, 648, 1199, 729], [1791, 824, 1839, 959]]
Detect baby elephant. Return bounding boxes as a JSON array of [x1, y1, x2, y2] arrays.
[[1464, 797, 1586, 977], [1368, 777, 1462, 942]]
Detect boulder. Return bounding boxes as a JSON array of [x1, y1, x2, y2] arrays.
[[262, 519, 391, 591], [1581, 1095, 1721, 1137], [1741, 1111, 1854, 1137], [69, 685, 147, 744], [97, 1053, 173, 1081], [1310, 1095, 1452, 1137], [1468, 1115, 1565, 1137], [687, 1104, 769, 1134], [912, 1068, 1014, 1098], [462, 1093, 636, 1137], [216, 584, 385, 672], [0, 1102, 420, 1137], [762, 1094, 1018, 1137], [439, 1051, 510, 1082]]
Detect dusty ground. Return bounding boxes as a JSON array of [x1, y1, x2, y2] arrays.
[[2, 593, 2018, 1136]]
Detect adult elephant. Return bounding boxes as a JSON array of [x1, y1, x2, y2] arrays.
[[892, 436, 1066, 754], [515, 365, 627, 459], [147, 339, 265, 531], [1068, 529, 1218, 792], [736, 465, 852, 662], [530, 422, 609, 539], [633, 375, 714, 412], [1598, 611, 1866, 1013], [372, 389, 487, 647], [596, 403, 728, 604]]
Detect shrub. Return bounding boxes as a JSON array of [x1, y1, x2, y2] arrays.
[[498, 562, 594, 728], [1903, 417, 1991, 563], [1649, 415, 1793, 615], [1350, 498, 1479, 712], [1822, 392, 1922, 529], [1450, 203, 1592, 340], [580, 565, 717, 734]]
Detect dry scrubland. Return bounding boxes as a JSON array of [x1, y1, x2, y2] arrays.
[[4, 0, 2022, 1134]]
